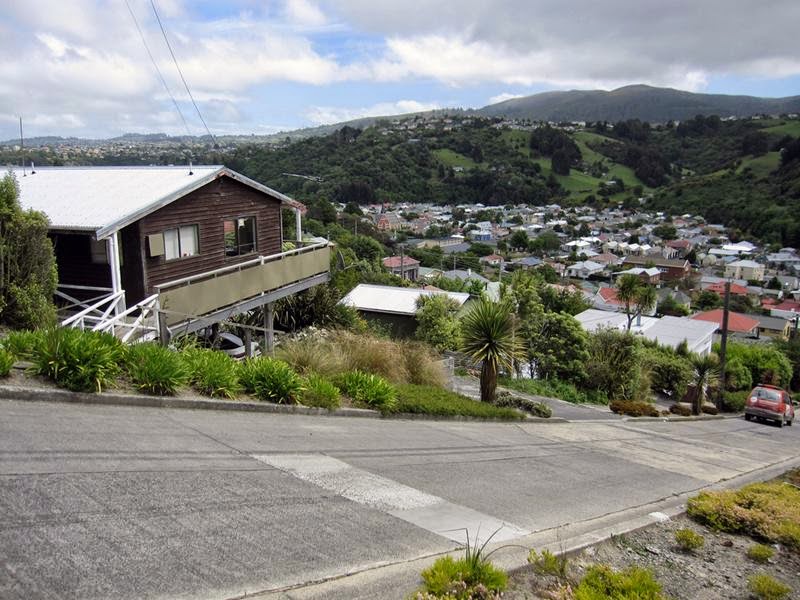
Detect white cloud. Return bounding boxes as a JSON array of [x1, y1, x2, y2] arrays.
[[305, 99, 440, 125], [488, 93, 523, 105], [284, 0, 327, 28]]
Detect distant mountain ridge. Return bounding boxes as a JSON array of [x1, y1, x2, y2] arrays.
[[477, 84, 800, 122], [4, 85, 799, 147]]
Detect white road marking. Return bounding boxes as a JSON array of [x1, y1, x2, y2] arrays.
[[253, 453, 530, 545]]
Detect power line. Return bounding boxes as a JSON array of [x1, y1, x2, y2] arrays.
[[123, 0, 192, 137], [149, 0, 218, 146]]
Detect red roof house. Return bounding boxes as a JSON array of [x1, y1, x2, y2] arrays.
[[691, 309, 759, 334]]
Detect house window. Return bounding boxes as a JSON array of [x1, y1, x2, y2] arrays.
[[164, 225, 199, 260], [89, 238, 108, 264], [224, 217, 256, 256]]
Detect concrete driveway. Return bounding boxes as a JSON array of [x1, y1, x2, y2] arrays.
[[1, 398, 798, 600]]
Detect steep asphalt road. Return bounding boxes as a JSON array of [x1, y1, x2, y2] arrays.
[[1, 399, 798, 600]]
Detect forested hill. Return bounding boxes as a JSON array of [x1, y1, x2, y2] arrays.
[[478, 85, 800, 123], [224, 113, 800, 245]]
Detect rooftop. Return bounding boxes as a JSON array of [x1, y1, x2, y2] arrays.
[[11, 165, 298, 240], [339, 283, 470, 316], [691, 309, 759, 333]]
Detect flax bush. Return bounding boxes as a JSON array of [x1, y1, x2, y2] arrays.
[[182, 347, 240, 399], [300, 373, 340, 410], [1, 329, 38, 359], [0, 347, 14, 376], [336, 370, 397, 411], [30, 327, 124, 393], [241, 357, 303, 404], [126, 343, 188, 396]]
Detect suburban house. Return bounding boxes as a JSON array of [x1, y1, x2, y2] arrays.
[[613, 267, 661, 285], [382, 255, 420, 281], [339, 283, 471, 336], [621, 256, 691, 281], [752, 314, 794, 340], [574, 309, 717, 355], [566, 260, 604, 279], [705, 281, 751, 297], [592, 286, 656, 317], [479, 253, 504, 267], [724, 259, 765, 281], [14, 165, 330, 343], [691, 309, 759, 337]]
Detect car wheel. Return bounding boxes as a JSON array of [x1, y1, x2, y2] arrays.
[[744, 414, 752, 421], [787, 419, 793, 427], [778, 418, 785, 428]]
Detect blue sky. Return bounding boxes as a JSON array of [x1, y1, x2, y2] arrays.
[[1, 0, 799, 139]]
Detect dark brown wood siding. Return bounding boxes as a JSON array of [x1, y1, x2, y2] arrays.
[[51, 233, 112, 290], [139, 175, 283, 293]]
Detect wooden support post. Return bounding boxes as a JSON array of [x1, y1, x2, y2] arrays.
[[264, 303, 275, 353], [244, 328, 252, 358], [158, 311, 170, 347]]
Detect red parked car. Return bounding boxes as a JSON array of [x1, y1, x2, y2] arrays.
[[744, 384, 795, 427]]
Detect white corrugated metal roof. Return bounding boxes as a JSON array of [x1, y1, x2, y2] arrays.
[[9, 165, 296, 239], [340, 283, 470, 316]]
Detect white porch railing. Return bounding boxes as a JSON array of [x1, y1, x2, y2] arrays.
[[92, 294, 160, 343], [59, 288, 126, 331]]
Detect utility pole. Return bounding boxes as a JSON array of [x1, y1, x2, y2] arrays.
[[399, 244, 405, 280], [717, 279, 731, 410]]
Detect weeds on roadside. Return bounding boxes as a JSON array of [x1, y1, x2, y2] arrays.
[[528, 549, 569, 579], [1, 330, 38, 359], [182, 347, 240, 399], [748, 573, 791, 600], [336, 370, 397, 411], [747, 544, 775, 564], [241, 357, 303, 404], [674, 528, 704, 552], [418, 528, 508, 599], [0, 347, 14, 377]]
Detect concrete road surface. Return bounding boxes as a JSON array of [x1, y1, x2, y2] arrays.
[[1, 399, 798, 600]]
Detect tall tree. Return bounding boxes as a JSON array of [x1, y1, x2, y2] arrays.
[[616, 274, 657, 331], [460, 299, 522, 403]]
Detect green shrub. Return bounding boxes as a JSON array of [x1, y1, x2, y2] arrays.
[[243, 357, 303, 404], [642, 347, 693, 398], [720, 342, 792, 390], [669, 403, 692, 416], [499, 376, 607, 405], [747, 544, 775, 563], [30, 327, 124, 392], [238, 358, 259, 395], [125, 343, 188, 396], [301, 374, 341, 410], [674, 528, 704, 552], [687, 482, 800, 549], [748, 573, 791, 600], [182, 348, 240, 399], [609, 399, 660, 417], [0, 347, 14, 376], [528, 549, 568, 578], [337, 370, 397, 411], [574, 565, 665, 600], [494, 391, 552, 418], [586, 328, 644, 401], [722, 390, 749, 412], [1, 329, 38, 359], [725, 358, 753, 391], [395, 384, 523, 420]]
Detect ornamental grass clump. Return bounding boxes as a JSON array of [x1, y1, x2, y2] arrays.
[[125, 343, 188, 396], [332, 330, 409, 383], [275, 337, 343, 377], [30, 327, 124, 392], [300, 373, 340, 410], [243, 357, 303, 404], [336, 370, 397, 411], [182, 347, 240, 399]]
